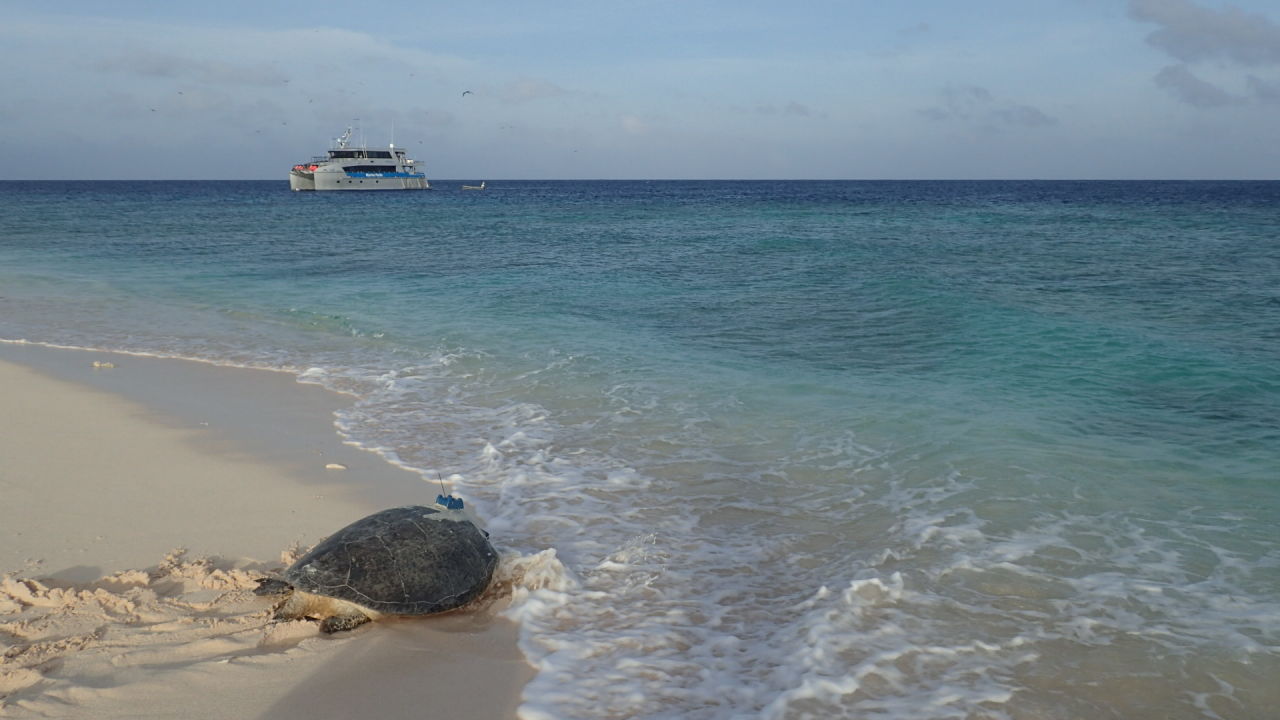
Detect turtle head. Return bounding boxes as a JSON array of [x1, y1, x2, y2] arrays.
[[253, 577, 294, 597]]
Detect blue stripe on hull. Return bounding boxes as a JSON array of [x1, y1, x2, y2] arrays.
[[344, 172, 426, 178]]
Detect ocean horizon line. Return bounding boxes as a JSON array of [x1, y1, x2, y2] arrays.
[[3, 177, 1278, 183]]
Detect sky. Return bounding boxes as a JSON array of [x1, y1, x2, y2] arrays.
[[2, 0, 1279, 179]]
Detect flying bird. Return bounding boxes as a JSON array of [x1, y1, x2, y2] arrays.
[[462, 90, 473, 97]]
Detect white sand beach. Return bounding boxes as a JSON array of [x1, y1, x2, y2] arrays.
[[0, 344, 532, 718]]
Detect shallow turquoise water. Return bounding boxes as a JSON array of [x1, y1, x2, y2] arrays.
[[2, 180, 1278, 718]]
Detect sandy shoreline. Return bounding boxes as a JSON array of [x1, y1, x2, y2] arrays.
[[0, 343, 532, 718]]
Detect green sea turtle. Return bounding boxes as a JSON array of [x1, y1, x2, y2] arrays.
[[254, 501, 498, 633]]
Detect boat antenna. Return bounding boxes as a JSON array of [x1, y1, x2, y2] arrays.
[[437, 472, 448, 495]]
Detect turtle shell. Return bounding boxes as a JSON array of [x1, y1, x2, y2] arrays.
[[284, 505, 497, 615]]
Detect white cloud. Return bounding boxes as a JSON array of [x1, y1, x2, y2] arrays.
[[94, 52, 290, 87], [1154, 64, 1241, 107], [751, 102, 812, 117], [996, 105, 1058, 128], [1130, 0, 1280, 107], [1247, 74, 1280, 102], [620, 115, 650, 135], [783, 101, 812, 117], [918, 84, 1057, 129], [500, 77, 571, 104], [1129, 0, 1280, 66]]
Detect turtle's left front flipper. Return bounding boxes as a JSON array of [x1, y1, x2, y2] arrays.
[[319, 611, 372, 634]]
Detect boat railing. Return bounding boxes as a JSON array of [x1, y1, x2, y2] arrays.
[[303, 153, 406, 162]]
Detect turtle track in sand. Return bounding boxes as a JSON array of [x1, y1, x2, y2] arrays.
[[0, 549, 313, 709]]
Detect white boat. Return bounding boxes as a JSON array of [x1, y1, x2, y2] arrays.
[[462, 181, 486, 190], [289, 128, 429, 191]]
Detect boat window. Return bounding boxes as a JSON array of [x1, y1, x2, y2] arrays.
[[343, 165, 399, 173], [368, 151, 393, 159]]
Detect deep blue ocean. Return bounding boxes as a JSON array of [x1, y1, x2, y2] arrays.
[[2, 180, 1278, 718]]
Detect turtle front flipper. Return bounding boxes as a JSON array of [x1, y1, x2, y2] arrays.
[[319, 610, 372, 634], [254, 578, 292, 596]]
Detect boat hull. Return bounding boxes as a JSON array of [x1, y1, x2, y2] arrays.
[[291, 170, 429, 191], [289, 170, 316, 191]]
